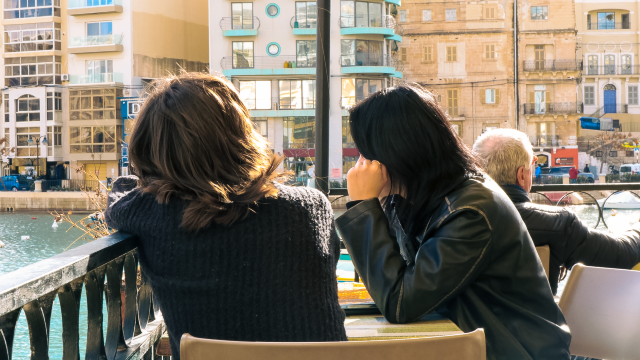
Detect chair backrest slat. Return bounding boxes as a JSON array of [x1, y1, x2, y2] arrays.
[[535, 245, 551, 279]]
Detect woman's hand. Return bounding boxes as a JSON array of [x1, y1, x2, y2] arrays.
[[347, 155, 389, 201]]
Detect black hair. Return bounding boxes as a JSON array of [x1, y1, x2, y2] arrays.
[[349, 83, 482, 238]]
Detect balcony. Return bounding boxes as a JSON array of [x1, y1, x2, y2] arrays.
[[588, 22, 631, 30], [445, 106, 467, 118], [340, 54, 400, 76], [220, 55, 315, 76], [339, 15, 402, 41], [69, 72, 123, 85], [219, 17, 260, 36], [522, 102, 583, 115], [584, 65, 640, 76], [523, 60, 582, 73], [291, 16, 316, 35], [68, 34, 123, 54], [530, 135, 561, 147], [245, 96, 316, 117], [68, 0, 123, 16]]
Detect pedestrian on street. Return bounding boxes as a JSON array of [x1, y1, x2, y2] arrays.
[[569, 165, 579, 184], [584, 164, 590, 173], [535, 164, 541, 184]]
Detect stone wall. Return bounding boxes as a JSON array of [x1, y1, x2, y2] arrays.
[[0, 192, 99, 212]]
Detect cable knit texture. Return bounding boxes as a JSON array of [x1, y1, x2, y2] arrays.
[[105, 176, 347, 359]]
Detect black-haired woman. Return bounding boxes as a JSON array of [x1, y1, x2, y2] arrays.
[[335, 84, 571, 360], [105, 73, 346, 359]]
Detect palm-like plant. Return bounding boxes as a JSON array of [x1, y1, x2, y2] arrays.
[[0, 138, 16, 191]]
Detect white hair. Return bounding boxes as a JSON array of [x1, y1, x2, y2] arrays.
[[472, 129, 534, 185]]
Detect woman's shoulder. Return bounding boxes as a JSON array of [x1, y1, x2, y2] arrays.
[[267, 183, 332, 212], [104, 176, 156, 230]]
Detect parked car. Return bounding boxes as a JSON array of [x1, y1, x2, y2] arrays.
[[1, 175, 31, 191], [619, 164, 640, 175], [546, 166, 594, 183]]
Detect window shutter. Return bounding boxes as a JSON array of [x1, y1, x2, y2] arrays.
[[480, 89, 486, 104], [529, 92, 535, 104], [545, 91, 550, 103], [495, 89, 500, 104], [400, 48, 407, 62], [452, 46, 457, 61]]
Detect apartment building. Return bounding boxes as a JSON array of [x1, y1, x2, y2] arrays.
[[1, 0, 209, 181], [209, 0, 403, 181], [577, 0, 640, 134], [397, 0, 515, 146], [518, 0, 582, 167]]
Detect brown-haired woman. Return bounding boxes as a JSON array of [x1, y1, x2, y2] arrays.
[[105, 73, 347, 359]]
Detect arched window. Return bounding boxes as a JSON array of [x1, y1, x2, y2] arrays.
[[604, 84, 616, 91], [16, 95, 39, 122]]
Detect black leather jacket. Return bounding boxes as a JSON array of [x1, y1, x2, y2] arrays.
[[502, 185, 640, 294], [336, 177, 571, 360]]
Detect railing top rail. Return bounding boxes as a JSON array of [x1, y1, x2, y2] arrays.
[[0, 232, 136, 314]]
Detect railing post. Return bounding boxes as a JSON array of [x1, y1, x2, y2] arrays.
[[315, 0, 330, 196]]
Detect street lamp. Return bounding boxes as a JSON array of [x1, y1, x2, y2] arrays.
[[27, 135, 47, 179]]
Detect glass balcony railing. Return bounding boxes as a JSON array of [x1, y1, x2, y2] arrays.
[[68, 0, 122, 8], [69, 72, 123, 84], [68, 34, 123, 47]]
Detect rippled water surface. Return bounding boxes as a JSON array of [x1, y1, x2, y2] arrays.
[[0, 213, 106, 359]]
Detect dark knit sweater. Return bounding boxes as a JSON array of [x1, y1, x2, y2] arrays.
[[105, 177, 347, 359]]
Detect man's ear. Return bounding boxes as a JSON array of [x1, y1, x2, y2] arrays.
[[516, 166, 525, 187]]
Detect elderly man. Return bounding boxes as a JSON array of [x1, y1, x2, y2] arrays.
[[473, 129, 640, 294]]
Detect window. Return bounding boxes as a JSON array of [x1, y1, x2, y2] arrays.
[[87, 0, 114, 5], [86, 21, 112, 45], [70, 89, 117, 121], [231, 3, 253, 30], [267, 43, 280, 56], [296, 40, 316, 67], [630, 86, 638, 106], [584, 86, 595, 105], [622, 13, 630, 29], [280, 80, 316, 109], [422, 9, 431, 22], [295, 2, 317, 28], [46, 125, 61, 156], [587, 55, 598, 75], [451, 123, 460, 136], [283, 117, 315, 148], [239, 81, 271, 110], [534, 45, 545, 70], [16, 95, 40, 122], [266, 4, 279, 17], [3, 22, 62, 54], [596, 151, 603, 157], [85, 59, 113, 83], [621, 55, 632, 75], [399, 10, 406, 23], [485, 7, 495, 19], [15, 127, 40, 157], [342, 116, 355, 148], [70, 126, 116, 154], [485, 89, 495, 104], [445, 9, 456, 21], [4, 94, 9, 122], [531, 6, 548, 20], [610, 151, 618, 158], [253, 119, 268, 137], [5, 56, 61, 87], [485, 44, 495, 59], [4, 0, 61, 19], [597, 12, 614, 29], [400, 47, 407, 62], [46, 91, 61, 121], [340, 1, 382, 28], [232, 41, 254, 68], [604, 55, 615, 75], [446, 46, 457, 62], [587, 14, 591, 30], [423, 46, 432, 62], [341, 39, 383, 66], [341, 78, 382, 107], [447, 89, 459, 116]]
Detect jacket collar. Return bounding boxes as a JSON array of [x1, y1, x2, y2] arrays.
[[500, 184, 531, 204]]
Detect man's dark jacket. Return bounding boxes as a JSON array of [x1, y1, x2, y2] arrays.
[[336, 177, 571, 360], [501, 185, 640, 294]]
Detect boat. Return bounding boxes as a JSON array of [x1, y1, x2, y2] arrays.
[[597, 192, 640, 209]]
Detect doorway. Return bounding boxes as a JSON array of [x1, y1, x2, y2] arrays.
[[604, 84, 616, 114]]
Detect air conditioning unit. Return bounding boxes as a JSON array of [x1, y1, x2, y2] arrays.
[[61, 74, 69, 81], [123, 88, 131, 97]]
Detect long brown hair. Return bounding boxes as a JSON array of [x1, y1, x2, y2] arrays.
[[128, 72, 283, 231]]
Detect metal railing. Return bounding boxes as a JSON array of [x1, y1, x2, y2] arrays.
[[588, 21, 631, 30], [445, 106, 467, 118], [68, 34, 123, 47], [291, 16, 317, 29], [338, 14, 395, 29], [522, 102, 583, 115], [340, 54, 398, 68], [41, 179, 102, 192], [584, 65, 640, 76], [219, 16, 260, 30], [0, 233, 163, 360], [221, 55, 316, 70], [530, 134, 561, 147], [68, 0, 122, 8], [523, 60, 582, 72], [69, 72, 123, 85]]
